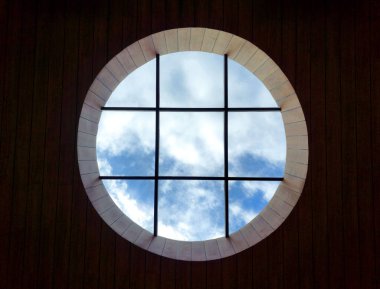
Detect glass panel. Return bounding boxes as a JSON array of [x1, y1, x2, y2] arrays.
[[158, 180, 224, 241], [103, 180, 154, 233], [228, 58, 278, 107], [159, 112, 224, 176], [228, 112, 286, 177], [229, 181, 280, 234], [97, 111, 155, 176], [160, 52, 224, 107], [105, 58, 156, 107]]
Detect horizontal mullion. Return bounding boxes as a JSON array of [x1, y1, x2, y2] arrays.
[[101, 107, 281, 112], [101, 107, 156, 111], [228, 107, 281, 112], [100, 176, 155, 180], [228, 177, 284, 181], [99, 176, 284, 181]]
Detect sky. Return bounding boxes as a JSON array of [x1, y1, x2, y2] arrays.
[[96, 51, 286, 241]]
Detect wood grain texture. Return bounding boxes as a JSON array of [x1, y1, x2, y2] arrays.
[[22, 2, 50, 288], [36, 2, 65, 288], [341, 2, 360, 288], [370, 1, 380, 286], [4, 1, 35, 288], [1, 0, 377, 288], [355, 1, 376, 288], [295, 2, 313, 289]]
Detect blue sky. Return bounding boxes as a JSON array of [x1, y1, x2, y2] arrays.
[[96, 51, 286, 241]]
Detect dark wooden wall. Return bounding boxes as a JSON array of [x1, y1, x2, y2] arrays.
[[1, 0, 379, 288]]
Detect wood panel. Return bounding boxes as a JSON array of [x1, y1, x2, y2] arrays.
[[310, 0, 328, 288], [208, 0, 223, 29], [22, 1, 50, 288], [295, 1, 313, 289], [36, 2, 65, 289], [341, 2, 360, 289], [161, 257, 176, 289], [325, 0, 344, 288], [194, 0, 206, 27], [166, 0, 180, 29], [252, 240, 268, 289], [355, 1, 376, 288], [0, 0, 378, 288], [152, 0, 165, 34], [0, 0, 20, 288], [0, 0, 7, 132], [175, 261, 191, 289], [137, 0, 151, 39], [52, 1, 80, 288], [371, 1, 380, 286], [5, 0, 37, 288], [181, 0, 194, 27], [122, 0, 137, 47]]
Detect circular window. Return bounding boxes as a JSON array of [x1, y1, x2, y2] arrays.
[[78, 28, 308, 261]]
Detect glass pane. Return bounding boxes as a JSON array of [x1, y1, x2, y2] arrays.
[[228, 58, 278, 107], [160, 51, 224, 107], [103, 180, 154, 233], [158, 180, 224, 241], [228, 112, 286, 177], [229, 181, 280, 234], [105, 58, 156, 107], [97, 111, 155, 176], [159, 112, 224, 176]]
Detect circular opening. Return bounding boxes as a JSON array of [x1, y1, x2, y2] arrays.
[[96, 51, 286, 242], [78, 28, 308, 261]]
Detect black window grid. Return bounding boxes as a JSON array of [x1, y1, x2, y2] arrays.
[[99, 54, 283, 237]]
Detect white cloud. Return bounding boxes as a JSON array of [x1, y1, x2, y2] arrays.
[[230, 201, 258, 224], [228, 112, 286, 167], [160, 112, 224, 176], [242, 181, 280, 201], [96, 52, 286, 240], [157, 180, 224, 241], [97, 111, 156, 157], [97, 157, 112, 175], [160, 52, 224, 107], [228, 58, 278, 107], [103, 179, 154, 232], [106, 59, 156, 107]]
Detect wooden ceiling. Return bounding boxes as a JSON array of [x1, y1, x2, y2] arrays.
[[0, 0, 379, 288]]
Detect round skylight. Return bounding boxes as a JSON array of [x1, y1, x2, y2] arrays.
[[96, 51, 286, 241], [78, 28, 308, 261]]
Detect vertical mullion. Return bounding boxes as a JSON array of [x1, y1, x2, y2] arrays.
[[154, 54, 160, 236], [224, 54, 229, 237]]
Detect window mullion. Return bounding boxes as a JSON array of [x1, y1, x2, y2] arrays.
[[224, 54, 229, 238], [154, 54, 160, 236]]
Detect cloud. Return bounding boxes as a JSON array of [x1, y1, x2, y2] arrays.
[[97, 111, 156, 157], [159, 112, 224, 176], [106, 59, 156, 107], [230, 201, 258, 225], [158, 180, 225, 241], [102, 177, 154, 232], [97, 157, 112, 175], [160, 52, 224, 107], [228, 111, 286, 167], [96, 51, 286, 241], [102, 168, 226, 240], [241, 181, 280, 201], [228, 58, 278, 107]]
